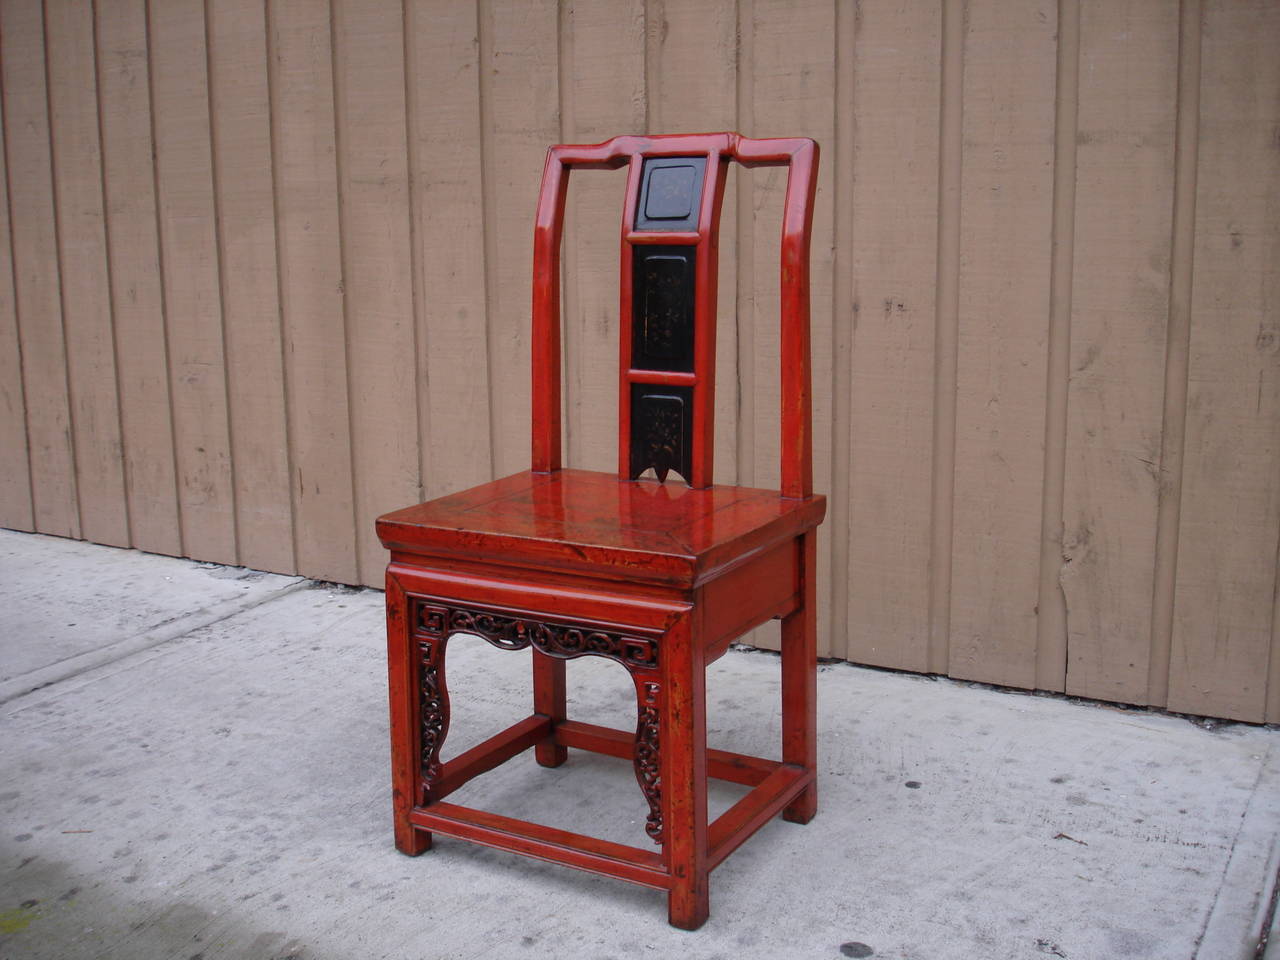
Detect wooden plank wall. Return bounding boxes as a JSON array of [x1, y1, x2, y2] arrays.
[[1, 0, 1277, 722]]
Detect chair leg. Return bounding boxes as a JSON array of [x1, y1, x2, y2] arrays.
[[394, 808, 431, 856], [661, 616, 710, 930], [782, 530, 818, 824], [532, 650, 568, 767], [386, 573, 431, 855]]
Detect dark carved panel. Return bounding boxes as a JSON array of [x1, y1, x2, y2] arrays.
[[631, 246, 695, 372], [414, 601, 658, 669], [634, 156, 706, 232], [629, 385, 692, 483]]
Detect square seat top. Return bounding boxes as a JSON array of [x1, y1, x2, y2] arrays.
[[376, 469, 826, 589]]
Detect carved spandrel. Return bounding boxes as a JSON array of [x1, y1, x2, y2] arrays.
[[634, 678, 663, 843], [418, 638, 448, 790]]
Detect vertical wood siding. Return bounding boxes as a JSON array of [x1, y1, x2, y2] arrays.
[[1, 0, 1277, 721]]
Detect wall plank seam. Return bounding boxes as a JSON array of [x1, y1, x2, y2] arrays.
[[1148, 0, 1201, 708], [263, 0, 302, 573], [401, 0, 427, 505], [40, 0, 86, 539], [827, 0, 854, 661], [475, 0, 501, 482], [328, 0, 362, 581], [201, 0, 242, 568], [142, 0, 186, 557], [0, 6, 37, 534], [733, 0, 755, 488], [929, 0, 963, 676], [557, 0, 576, 468], [1035, 0, 1079, 692], [90, 0, 134, 548]]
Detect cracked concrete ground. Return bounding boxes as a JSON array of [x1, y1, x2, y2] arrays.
[[1, 528, 1278, 960]]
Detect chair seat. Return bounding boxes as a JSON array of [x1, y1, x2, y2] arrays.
[[377, 468, 826, 589]]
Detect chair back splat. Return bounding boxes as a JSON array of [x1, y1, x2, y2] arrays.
[[529, 133, 819, 497]]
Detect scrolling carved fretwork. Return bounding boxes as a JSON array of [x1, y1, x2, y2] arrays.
[[418, 639, 447, 790], [414, 602, 658, 670], [634, 679, 663, 843]]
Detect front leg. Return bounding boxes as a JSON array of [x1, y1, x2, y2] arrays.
[[660, 615, 709, 930], [386, 575, 432, 855], [398, 627, 455, 855]]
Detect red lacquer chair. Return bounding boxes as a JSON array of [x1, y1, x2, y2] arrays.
[[376, 132, 824, 930]]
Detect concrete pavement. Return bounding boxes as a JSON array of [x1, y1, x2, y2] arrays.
[[1, 529, 1277, 960]]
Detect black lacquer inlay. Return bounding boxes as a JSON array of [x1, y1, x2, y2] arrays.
[[629, 385, 693, 483], [631, 246, 695, 372], [634, 157, 706, 232]]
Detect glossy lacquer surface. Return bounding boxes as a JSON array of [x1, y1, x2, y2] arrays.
[[378, 132, 821, 931], [377, 469, 826, 586]]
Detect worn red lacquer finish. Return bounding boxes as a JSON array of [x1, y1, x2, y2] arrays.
[[377, 132, 823, 930]]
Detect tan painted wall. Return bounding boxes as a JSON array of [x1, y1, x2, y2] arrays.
[[1, 0, 1277, 721]]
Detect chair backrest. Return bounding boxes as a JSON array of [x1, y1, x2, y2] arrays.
[[530, 132, 819, 499]]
